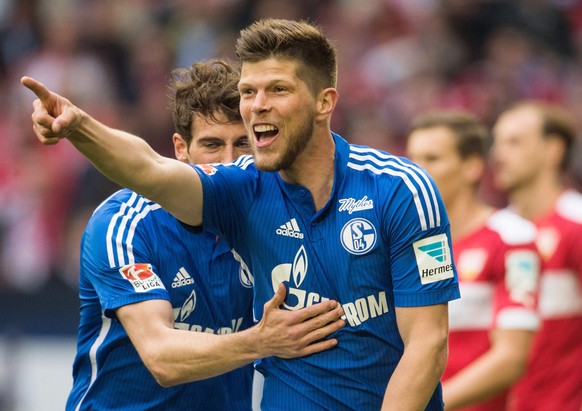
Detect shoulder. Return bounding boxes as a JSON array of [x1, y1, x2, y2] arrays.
[[487, 208, 537, 245], [193, 155, 261, 191], [87, 189, 163, 233], [346, 144, 436, 191], [555, 189, 582, 224], [347, 144, 419, 174], [346, 144, 444, 229], [194, 155, 256, 175]]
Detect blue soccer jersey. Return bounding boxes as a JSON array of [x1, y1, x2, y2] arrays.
[[66, 189, 255, 411], [196, 134, 460, 410]]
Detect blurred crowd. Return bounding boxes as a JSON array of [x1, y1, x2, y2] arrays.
[[1, 0, 582, 333]]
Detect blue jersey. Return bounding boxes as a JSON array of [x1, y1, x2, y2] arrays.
[[66, 189, 255, 411], [196, 134, 460, 410]]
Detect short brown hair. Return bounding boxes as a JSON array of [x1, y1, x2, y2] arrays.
[[507, 101, 576, 170], [410, 110, 489, 159], [168, 59, 241, 145], [235, 19, 338, 94]]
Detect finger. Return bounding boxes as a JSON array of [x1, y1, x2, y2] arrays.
[[292, 338, 338, 358], [52, 110, 79, 134], [32, 119, 62, 139], [292, 299, 341, 323], [21, 76, 52, 104], [300, 305, 345, 335], [300, 318, 345, 347], [31, 99, 56, 129], [31, 123, 61, 145], [263, 283, 286, 311], [31, 96, 76, 134]]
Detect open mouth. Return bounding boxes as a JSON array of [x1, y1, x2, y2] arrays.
[[253, 124, 279, 148]]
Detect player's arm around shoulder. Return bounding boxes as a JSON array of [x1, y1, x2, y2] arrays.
[[382, 303, 449, 411], [117, 284, 345, 387]]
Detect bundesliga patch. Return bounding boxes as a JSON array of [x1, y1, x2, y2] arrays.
[[119, 263, 165, 293], [505, 250, 539, 304], [196, 164, 217, 175], [413, 234, 454, 284]]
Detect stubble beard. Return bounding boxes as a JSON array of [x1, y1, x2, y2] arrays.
[[496, 166, 537, 195], [255, 113, 315, 172]]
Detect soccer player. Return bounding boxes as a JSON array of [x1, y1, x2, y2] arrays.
[[407, 111, 541, 411], [22, 19, 460, 410], [491, 101, 582, 411], [64, 60, 345, 411]]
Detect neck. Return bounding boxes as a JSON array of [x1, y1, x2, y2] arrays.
[[508, 172, 564, 220], [446, 191, 493, 241], [279, 130, 335, 211]]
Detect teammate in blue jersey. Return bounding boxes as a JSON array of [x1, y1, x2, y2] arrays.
[[58, 60, 345, 411], [22, 19, 460, 410]]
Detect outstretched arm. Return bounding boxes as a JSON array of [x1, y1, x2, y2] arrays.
[[118, 283, 345, 386], [21, 76, 203, 226]]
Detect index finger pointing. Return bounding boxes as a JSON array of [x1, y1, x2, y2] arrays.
[[20, 76, 52, 103]]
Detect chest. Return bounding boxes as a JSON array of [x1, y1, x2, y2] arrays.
[[241, 187, 390, 304]]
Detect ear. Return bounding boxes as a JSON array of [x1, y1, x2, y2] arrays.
[[463, 155, 485, 187], [315, 88, 339, 122], [545, 134, 567, 170], [173, 133, 190, 162]]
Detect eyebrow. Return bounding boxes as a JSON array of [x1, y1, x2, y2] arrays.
[[196, 137, 224, 144], [238, 77, 293, 88]]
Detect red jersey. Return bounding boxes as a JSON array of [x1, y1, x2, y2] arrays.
[[444, 209, 540, 411], [510, 190, 582, 411]]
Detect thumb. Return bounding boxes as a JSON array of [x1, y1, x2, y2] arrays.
[[53, 118, 66, 133], [265, 283, 287, 310]]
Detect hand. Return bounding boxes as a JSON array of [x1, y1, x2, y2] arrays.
[[256, 283, 345, 358], [20, 76, 84, 145]]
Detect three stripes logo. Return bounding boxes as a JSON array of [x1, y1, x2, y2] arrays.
[[276, 218, 304, 239], [412, 234, 455, 285], [172, 267, 195, 288]]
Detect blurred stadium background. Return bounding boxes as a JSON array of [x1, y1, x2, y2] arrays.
[[2, 0, 582, 409]]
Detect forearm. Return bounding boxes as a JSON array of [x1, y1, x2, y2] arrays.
[[69, 113, 202, 225], [128, 292, 344, 387], [143, 326, 265, 387], [443, 354, 521, 410], [69, 112, 169, 199], [443, 331, 532, 410], [381, 341, 447, 410]]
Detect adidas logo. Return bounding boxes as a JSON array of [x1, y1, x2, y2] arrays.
[[276, 218, 304, 239], [172, 267, 194, 288]]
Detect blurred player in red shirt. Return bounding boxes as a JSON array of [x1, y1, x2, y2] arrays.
[[492, 101, 582, 411], [408, 110, 541, 411]]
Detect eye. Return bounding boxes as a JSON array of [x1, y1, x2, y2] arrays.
[[202, 142, 221, 149], [236, 139, 251, 148]]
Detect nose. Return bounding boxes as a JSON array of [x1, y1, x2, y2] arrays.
[[251, 90, 270, 114], [221, 145, 237, 163]]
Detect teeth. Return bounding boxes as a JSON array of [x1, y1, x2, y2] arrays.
[[254, 124, 277, 132]]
